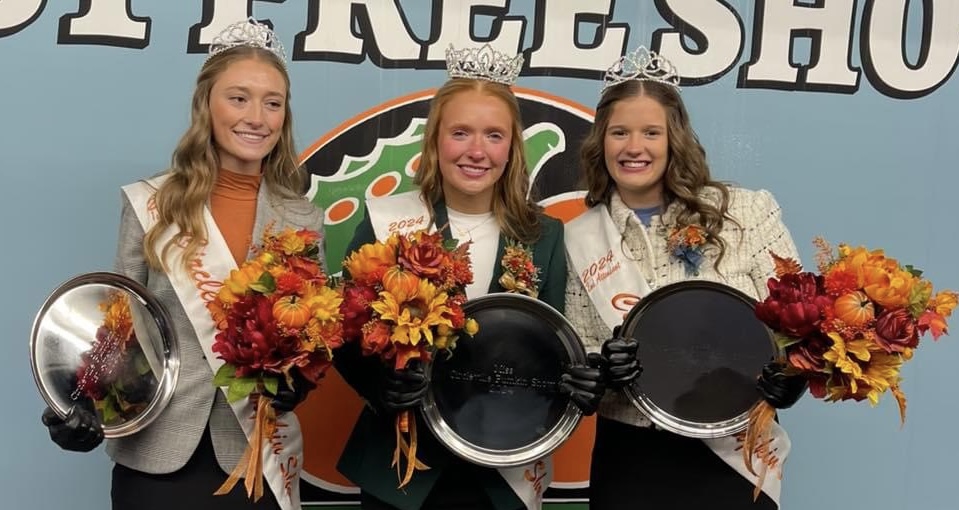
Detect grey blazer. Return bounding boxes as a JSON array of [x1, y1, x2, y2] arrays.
[[106, 176, 325, 475]]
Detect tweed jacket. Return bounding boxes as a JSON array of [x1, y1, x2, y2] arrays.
[[335, 198, 567, 510], [106, 174, 325, 475], [564, 187, 800, 427]]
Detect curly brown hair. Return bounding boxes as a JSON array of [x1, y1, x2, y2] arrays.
[[579, 80, 737, 268], [414, 78, 542, 244]]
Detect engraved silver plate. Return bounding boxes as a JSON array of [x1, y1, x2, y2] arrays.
[[422, 293, 586, 467], [30, 272, 180, 438], [621, 280, 781, 438]]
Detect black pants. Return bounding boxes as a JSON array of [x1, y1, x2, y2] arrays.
[[589, 416, 778, 510], [111, 427, 281, 510], [358, 464, 510, 510]]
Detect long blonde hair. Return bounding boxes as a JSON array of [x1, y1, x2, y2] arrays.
[[579, 80, 736, 267], [414, 78, 541, 244], [143, 46, 306, 272]]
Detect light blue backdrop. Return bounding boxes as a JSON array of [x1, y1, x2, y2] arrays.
[[2, 2, 956, 509]]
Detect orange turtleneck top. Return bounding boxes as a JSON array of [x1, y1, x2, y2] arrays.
[[210, 168, 261, 266]]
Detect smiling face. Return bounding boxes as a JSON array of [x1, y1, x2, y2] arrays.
[[435, 89, 513, 213], [208, 57, 287, 175], [602, 94, 670, 209]]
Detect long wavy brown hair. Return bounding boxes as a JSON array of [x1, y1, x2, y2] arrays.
[[579, 80, 736, 267], [414, 78, 542, 244], [143, 46, 307, 273]]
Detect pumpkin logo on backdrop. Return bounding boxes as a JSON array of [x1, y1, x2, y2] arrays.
[[3, 0, 959, 99], [293, 89, 595, 505]]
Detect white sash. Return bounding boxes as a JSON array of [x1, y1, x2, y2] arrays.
[[564, 206, 788, 505], [123, 177, 302, 510], [367, 192, 551, 510]]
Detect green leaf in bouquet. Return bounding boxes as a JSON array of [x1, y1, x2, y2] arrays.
[[249, 271, 276, 294], [213, 363, 238, 388], [133, 350, 152, 376], [908, 281, 933, 318], [904, 264, 924, 278], [227, 377, 258, 403], [99, 394, 120, 425], [773, 332, 804, 350], [443, 238, 460, 251], [262, 376, 280, 397]]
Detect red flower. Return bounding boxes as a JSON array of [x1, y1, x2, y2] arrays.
[[212, 294, 305, 377], [341, 283, 378, 339], [786, 332, 831, 372], [874, 308, 920, 353], [755, 272, 832, 338], [446, 303, 465, 329]]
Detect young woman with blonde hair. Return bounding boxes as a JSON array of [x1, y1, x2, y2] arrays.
[[41, 18, 322, 510], [334, 45, 605, 510]]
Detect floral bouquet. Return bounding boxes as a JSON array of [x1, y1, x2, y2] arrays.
[[208, 227, 343, 501], [340, 228, 478, 488], [73, 291, 158, 425], [743, 238, 957, 492], [498, 239, 541, 297]]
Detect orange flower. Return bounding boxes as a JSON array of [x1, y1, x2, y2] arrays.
[[345, 241, 397, 285], [361, 320, 392, 356], [398, 232, 447, 279], [279, 229, 306, 255], [930, 290, 958, 317], [220, 262, 266, 302], [861, 262, 914, 309]]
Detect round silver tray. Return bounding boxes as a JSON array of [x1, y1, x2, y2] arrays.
[[30, 272, 180, 438], [421, 293, 586, 467], [621, 280, 780, 438]]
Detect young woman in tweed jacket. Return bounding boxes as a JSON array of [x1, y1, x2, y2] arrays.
[[564, 49, 808, 509]]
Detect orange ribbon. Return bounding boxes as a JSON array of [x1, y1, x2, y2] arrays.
[[742, 400, 777, 501], [214, 396, 277, 502], [391, 409, 429, 489]]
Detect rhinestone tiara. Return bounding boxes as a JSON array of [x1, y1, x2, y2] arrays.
[[445, 44, 523, 86], [602, 46, 681, 93], [207, 17, 286, 65]]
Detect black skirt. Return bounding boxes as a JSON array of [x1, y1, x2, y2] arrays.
[[589, 416, 778, 510], [111, 427, 281, 510]]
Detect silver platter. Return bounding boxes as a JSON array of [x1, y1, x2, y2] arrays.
[[622, 281, 780, 438], [422, 293, 586, 467], [30, 272, 180, 438]]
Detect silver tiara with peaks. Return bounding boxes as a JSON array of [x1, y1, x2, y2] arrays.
[[445, 44, 523, 85], [207, 17, 286, 65], [602, 46, 681, 93]]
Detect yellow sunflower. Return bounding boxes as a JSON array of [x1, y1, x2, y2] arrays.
[[372, 279, 452, 346]]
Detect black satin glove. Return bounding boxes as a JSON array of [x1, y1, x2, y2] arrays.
[[269, 369, 317, 414], [380, 359, 429, 411], [41, 405, 104, 452], [560, 352, 607, 416], [601, 326, 642, 388], [757, 362, 807, 409]]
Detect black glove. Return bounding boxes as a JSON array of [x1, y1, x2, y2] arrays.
[[601, 326, 642, 388], [380, 359, 428, 411], [269, 369, 317, 414], [560, 352, 607, 416], [757, 362, 807, 409], [42, 405, 104, 452]]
